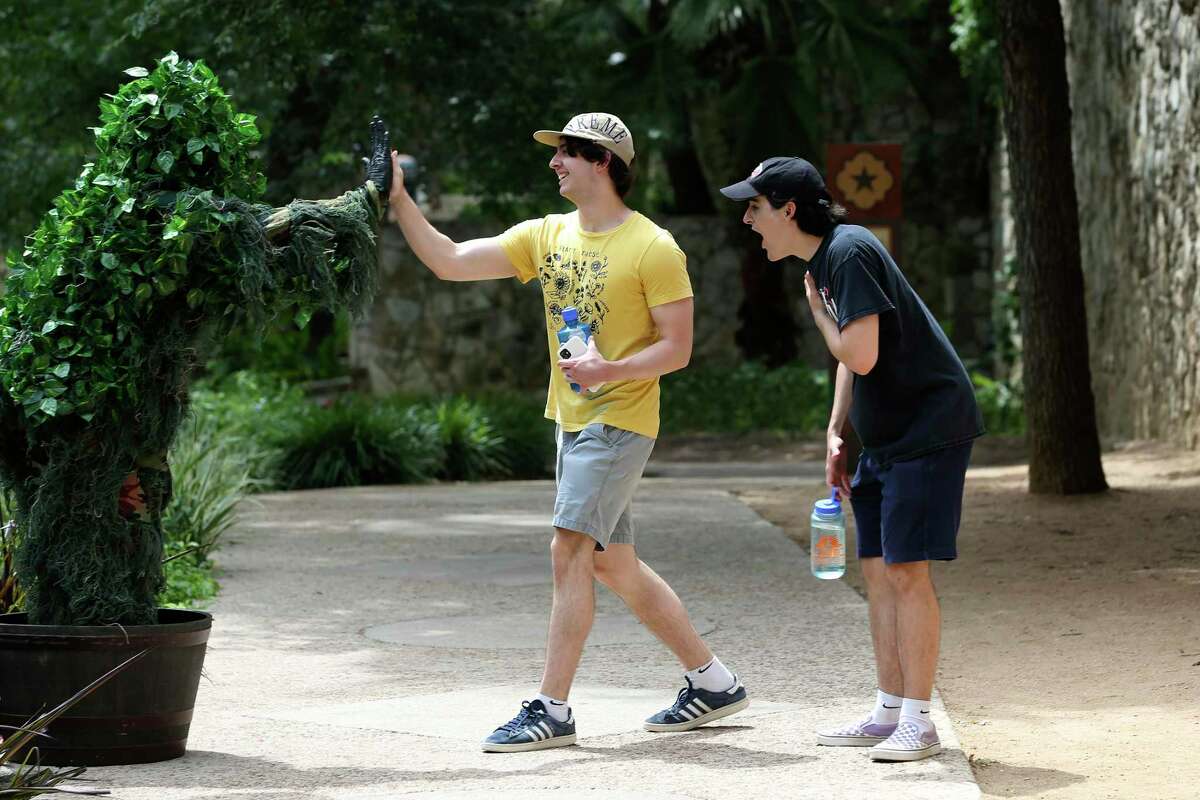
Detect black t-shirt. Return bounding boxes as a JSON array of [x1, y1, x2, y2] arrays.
[[806, 224, 984, 465]]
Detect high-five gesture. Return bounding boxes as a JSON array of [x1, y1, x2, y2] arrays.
[[362, 115, 392, 216]]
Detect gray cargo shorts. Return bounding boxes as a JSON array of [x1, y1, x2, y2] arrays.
[[553, 423, 656, 550]]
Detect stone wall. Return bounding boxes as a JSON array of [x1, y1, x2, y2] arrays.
[[1062, 0, 1200, 448]]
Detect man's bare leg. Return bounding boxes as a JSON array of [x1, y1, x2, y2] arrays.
[[593, 543, 711, 669], [538, 527, 599, 700]]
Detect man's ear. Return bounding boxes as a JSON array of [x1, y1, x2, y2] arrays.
[[784, 201, 795, 220]]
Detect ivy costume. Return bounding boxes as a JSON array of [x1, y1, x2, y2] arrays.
[[0, 53, 390, 625]]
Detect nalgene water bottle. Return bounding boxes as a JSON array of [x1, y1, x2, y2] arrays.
[[810, 488, 846, 579], [556, 306, 602, 393]]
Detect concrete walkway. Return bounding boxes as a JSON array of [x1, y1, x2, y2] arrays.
[[92, 467, 980, 799]]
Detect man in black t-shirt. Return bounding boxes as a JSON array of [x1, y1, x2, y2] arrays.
[[722, 157, 984, 763]]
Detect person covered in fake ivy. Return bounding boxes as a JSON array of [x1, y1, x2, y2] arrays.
[[385, 113, 749, 752], [721, 156, 984, 762], [0, 52, 393, 628]]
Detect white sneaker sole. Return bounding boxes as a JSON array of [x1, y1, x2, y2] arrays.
[[869, 741, 942, 762], [643, 697, 750, 732], [816, 732, 889, 747], [481, 733, 577, 753]]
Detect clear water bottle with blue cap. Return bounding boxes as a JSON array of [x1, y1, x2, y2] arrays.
[[810, 487, 846, 579], [556, 306, 602, 394]]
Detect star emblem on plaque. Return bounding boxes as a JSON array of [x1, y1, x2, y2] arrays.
[[826, 143, 903, 257], [836, 151, 894, 211]]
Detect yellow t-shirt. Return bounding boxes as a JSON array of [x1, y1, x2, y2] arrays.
[[498, 210, 692, 439]]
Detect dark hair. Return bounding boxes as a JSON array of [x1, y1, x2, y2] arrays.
[[766, 194, 847, 237], [562, 135, 635, 198]]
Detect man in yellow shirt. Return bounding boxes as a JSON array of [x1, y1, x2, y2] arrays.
[[387, 112, 748, 752]]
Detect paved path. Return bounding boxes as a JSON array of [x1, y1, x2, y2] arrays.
[[92, 469, 980, 799]]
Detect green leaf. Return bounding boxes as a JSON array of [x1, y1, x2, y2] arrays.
[[156, 151, 175, 173], [164, 102, 183, 120], [120, 197, 135, 215], [101, 252, 118, 269], [186, 137, 205, 155], [135, 283, 152, 303], [39, 397, 58, 417], [124, 66, 149, 77], [187, 289, 204, 309], [41, 320, 59, 334], [157, 277, 177, 296], [92, 174, 117, 187], [294, 308, 313, 329], [53, 363, 70, 379]]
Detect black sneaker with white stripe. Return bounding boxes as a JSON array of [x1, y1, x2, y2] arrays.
[[644, 675, 749, 732], [481, 699, 577, 752]]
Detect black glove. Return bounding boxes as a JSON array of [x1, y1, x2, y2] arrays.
[[362, 115, 392, 211]]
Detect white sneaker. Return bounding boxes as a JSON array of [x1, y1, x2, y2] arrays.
[[868, 719, 942, 762]]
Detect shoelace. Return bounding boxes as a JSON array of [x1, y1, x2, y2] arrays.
[[496, 701, 539, 735], [669, 677, 697, 714]]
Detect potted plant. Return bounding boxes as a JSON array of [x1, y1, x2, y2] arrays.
[[0, 52, 390, 766]]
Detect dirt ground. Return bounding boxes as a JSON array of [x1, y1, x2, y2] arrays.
[[658, 434, 1200, 800]]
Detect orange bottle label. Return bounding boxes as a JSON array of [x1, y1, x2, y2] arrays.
[[814, 534, 844, 561]]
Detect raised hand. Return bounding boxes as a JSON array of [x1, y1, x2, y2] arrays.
[[362, 115, 392, 214]]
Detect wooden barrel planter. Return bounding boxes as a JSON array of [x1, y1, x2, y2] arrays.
[[0, 608, 211, 766]]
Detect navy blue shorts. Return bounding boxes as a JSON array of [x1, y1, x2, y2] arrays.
[[849, 443, 973, 564]]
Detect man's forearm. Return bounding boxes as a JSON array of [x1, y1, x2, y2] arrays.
[[607, 339, 690, 382], [389, 192, 456, 277], [828, 361, 854, 436], [813, 310, 852, 366]]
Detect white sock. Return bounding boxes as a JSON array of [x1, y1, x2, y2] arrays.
[[686, 656, 736, 692], [871, 689, 903, 724], [900, 697, 933, 730], [534, 693, 570, 723]]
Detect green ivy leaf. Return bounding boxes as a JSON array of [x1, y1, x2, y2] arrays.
[[186, 289, 204, 309], [124, 66, 149, 78], [186, 137, 205, 155], [39, 398, 58, 417], [41, 320, 59, 334], [134, 283, 152, 303], [156, 151, 175, 173], [53, 363, 71, 379]]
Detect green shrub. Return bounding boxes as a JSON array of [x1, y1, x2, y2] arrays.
[[661, 361, 829, 434], [470, 390, 555, 479], [0, 490, 21, 615], [159, 542, 219, 609], [972, 371, 1025, 435], [203, 312, 350, 384], [266, 397, 442, 490], [415, 397, 507, 481], [190, 376, 555, 490]]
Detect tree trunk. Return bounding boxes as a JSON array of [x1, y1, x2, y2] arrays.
[[995, 0, 1107, 494]]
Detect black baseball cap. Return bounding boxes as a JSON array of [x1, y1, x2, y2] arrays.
[[720, 156, 831, 204]]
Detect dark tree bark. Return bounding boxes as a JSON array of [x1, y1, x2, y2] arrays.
[[996, 0, 1107, 494]]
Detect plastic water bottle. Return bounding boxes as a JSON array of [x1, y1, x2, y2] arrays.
[[556, 306, 602, 393], [810, 488, 846, 580]]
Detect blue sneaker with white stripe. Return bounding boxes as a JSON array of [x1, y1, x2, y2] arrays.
[[481, 699, 577, 752], [644, 675, 749, 732]]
